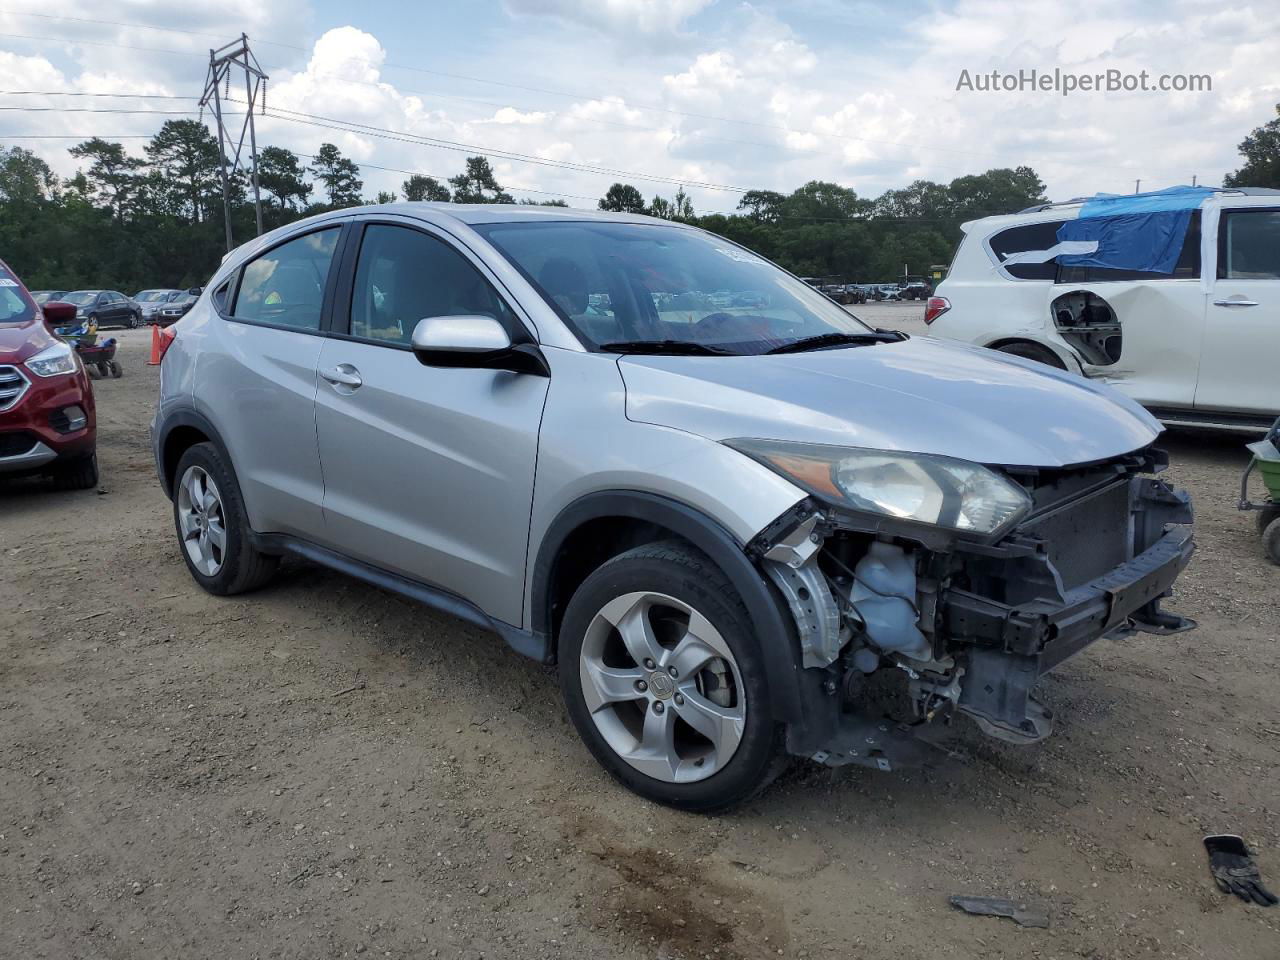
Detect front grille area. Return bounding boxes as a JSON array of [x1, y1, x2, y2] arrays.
[[0, 364, 28, 411], [1018, 478, 1132, 590], [0, 430, 39, 458]]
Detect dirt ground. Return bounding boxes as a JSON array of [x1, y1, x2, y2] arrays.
[[2, 320, 1277, 960]]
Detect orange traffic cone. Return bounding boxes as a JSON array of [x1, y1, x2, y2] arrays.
[[147, 323, 163, 365]]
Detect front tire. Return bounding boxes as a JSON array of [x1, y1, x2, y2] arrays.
[[50, 453, 98, 491], [1263, 517, 1280, 566], [127, 312, 139, 329], [172, 442, 278, 595], [558, 541, 786, 812]]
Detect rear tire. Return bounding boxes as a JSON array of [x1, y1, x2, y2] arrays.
[[172, 442, 278, 595], [1263, 517, 1280, 566], [50, 453, 98, 491], [1256, 505, 1280, 537], [127, 312, 139, 329], [995, 341, 1068, 370], [558, 540, 786, 812]]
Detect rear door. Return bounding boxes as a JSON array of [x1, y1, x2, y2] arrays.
[[1195, 206, 1280, 417], [312, 218, 548, 627], [194, 223, 345, 538], [1047, 216, 1203, 409]]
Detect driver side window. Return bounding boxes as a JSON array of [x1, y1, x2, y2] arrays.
[[348, 224, 517, 346]]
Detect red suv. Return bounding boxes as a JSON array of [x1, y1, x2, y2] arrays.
[[0, 258, 98, 489]]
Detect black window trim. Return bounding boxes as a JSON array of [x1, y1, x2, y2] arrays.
[[219, 220, 352, 337], [327, 216, 536, 352], [1216, 206, 1280, 281]]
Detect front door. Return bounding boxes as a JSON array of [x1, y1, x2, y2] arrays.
[[1195, 207, 1280, 417], [313, 221, 549, 627]]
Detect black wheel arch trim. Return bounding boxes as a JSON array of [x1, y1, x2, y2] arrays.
[[153, 406, 239, 501], [531, 490, 811, 726]]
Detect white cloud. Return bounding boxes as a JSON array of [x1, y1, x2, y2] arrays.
[[502, 0, 712, 35]]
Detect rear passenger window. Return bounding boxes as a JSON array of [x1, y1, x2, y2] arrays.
[[1220, 210, 1280, 279], [348, 224, 517, 345], [211, 278, 232, 313], [1058, 212, 1201, 283], [233, 228, 340, 330], [987, 221, 1065, 281]]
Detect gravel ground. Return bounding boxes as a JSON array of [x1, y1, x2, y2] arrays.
[[2, 319, 1277, 960]]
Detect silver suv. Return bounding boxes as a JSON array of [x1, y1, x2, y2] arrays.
[[152, 205, 1195, 810]]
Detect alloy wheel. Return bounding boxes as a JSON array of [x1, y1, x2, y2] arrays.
[[177, 465, 227, 576], [578, 591, 746, 784]]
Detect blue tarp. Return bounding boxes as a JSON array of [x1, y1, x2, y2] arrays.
[[1056, 185, 1215, 274]]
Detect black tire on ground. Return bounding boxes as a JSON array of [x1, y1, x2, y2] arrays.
[[127, 312, 139, 329], [172, 441, 279, 595], [1256, 504, 1280, 537], [1263, 517, 1280, 566], [109, 360, 122, 378], [558, 540, 787, 812], [995, 341, 1068, 370], [50, 453, 98, 491]]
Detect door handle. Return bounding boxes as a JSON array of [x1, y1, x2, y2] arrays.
[[320, 364, 362, 388], [1212, 298, 1259, 307]]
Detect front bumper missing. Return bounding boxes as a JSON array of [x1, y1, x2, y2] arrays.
[[797, 474, 1195, 770]]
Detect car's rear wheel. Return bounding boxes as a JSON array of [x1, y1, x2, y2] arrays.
[[1262, 516, 1280, 566], [50, 453, 98, 491], [559, 541, 786, 812], [173, 442, 278, 595], [995, 341, 1067, 369], [126, 311, 139, 329], [1256, 504, 1280, 537]]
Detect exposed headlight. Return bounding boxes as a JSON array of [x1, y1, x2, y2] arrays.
[[25, 340, 78, 378], [726, 439, 1032, 536]]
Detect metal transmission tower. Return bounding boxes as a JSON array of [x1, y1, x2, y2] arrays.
[[200, 34, 268, 252]]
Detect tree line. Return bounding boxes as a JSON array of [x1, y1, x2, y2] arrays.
[[1, 103, 1276, 293]]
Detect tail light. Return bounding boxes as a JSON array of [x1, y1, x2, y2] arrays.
[[924, 296, 951, 325], [156, 325, 178, 364]]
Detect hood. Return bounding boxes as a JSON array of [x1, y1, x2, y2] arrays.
[[619, 336, 1162, 468], [0, 318, 54, 365]]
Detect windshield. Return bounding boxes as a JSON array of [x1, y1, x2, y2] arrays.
[[31, 291, 63, 304], [62, 291, 100, 306], [0, 271, 36, 325], [473, 221, 872, 354], [135, 290, 172, 302]]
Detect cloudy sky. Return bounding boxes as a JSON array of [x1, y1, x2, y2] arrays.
[[0, 0, 1277, 214]]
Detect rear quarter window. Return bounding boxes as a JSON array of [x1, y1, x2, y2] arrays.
[[986, 221, 1066, 281], [0, 271, 36, 324]]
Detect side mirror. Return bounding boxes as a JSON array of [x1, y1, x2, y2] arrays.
[[42, 300, 77, 325], [410, 315, 548, 376], [188, 287, 202, 296]]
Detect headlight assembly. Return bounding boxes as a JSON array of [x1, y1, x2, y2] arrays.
[[726, 439, 1031, 536], [25, 341, 78, 378]]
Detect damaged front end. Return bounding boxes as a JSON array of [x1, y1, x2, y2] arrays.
[[747, 446, 1194, 772]]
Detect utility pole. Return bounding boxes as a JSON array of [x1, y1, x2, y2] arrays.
[[1134, 179, 1141, 194], [1191, 174, 1197, 186], [200, 34, 268, 253]]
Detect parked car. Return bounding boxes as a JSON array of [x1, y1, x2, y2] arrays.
[[154, 288, 203, 327], [0, 259, 98, 488], [152, 205, 1194, 811], [30, 290, 68, 305], [928, 187, 1280, 431], [841, 283, 868, 304], [898, 280, 931, 301], [134, 289, 185, 323], [61, 290, 141, 329], [871, 284, 902, 301]]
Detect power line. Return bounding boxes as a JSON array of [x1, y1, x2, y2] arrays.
[[0, 105, 196, 114]]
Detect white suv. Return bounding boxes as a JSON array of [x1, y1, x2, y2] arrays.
[[928, 188, 1280, 431]]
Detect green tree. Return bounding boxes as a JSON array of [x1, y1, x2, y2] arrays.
[[1224, 104, 1280, 188], [145, 119, 220, 225], [736, 189, 786, 222], [0, 146, 58, 207], [672, 186, 694, 220], [401, 174, 451, 202], [598, 182, 646, 213], [257, 146, 312, 210], [648, 195, 673, 219], [448, 156, 513, 204], [308, 142, 363, 208], [946, 167, 1046, 221], [374, 190, 397, 204], [520, 198, 569, 206], [69, 138, 145, 222]]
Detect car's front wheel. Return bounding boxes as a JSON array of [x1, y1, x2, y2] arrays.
[[995, 341, 1067, 369], [127, 311, 139, 329], [172, 442, 279, 595], [559, 541, 786, 811]]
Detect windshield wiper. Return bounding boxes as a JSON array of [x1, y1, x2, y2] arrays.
[[600, 339, 736, 356], [765, 330, 905, 355]]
